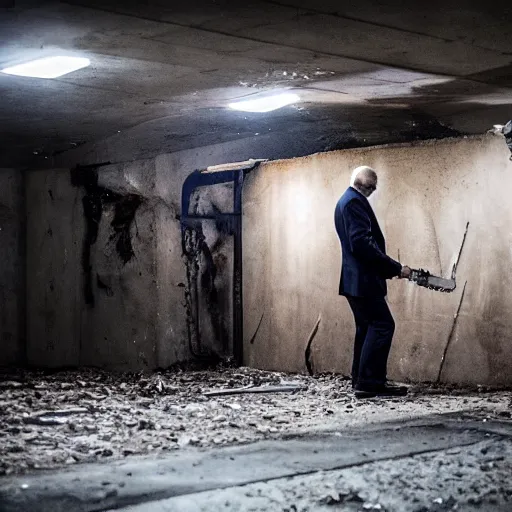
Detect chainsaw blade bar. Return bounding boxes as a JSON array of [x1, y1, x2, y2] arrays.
[[426, 275, 456, 292]]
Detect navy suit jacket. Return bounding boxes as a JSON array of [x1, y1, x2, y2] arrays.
[[334, 187, 402, 297]]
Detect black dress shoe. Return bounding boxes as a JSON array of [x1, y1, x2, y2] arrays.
[[354, 384, 408, 399]]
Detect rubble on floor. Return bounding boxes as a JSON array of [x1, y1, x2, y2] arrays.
[[0, 366, 510, 476]]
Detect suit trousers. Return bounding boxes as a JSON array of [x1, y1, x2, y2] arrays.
[[345, 295, 395, 388]]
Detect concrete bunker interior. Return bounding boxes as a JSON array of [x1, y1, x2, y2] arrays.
[[1, 1, 512, 511]]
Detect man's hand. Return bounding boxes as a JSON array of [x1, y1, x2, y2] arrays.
[[400, 265, 412, 279]]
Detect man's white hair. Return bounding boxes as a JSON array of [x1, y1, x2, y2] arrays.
[[350, 165, 376, 187]]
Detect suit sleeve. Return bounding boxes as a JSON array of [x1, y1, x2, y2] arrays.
[[344, 200, 402, 279]]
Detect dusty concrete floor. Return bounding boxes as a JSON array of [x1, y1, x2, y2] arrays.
[[0, 366, 511, 511]]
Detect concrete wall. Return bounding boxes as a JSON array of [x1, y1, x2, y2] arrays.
[[26, 169, 83, 367], [25, 164, 177, 370], [25, 138, 263, 370], [243, 135, 512, 386], [0, 169, 24, 366], [24, 133, 512, 383]]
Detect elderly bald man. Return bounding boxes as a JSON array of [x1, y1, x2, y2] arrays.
[[334, 166, 411, 399]]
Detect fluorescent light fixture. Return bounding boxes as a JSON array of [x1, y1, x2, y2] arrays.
[[228, 92, 299, 113], [1, 56, 90, 79]]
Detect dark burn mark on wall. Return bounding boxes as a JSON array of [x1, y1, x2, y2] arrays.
[[110, 195, 143, 264], [71, 167, 102, 306], [71, 165, 143, 306], [182, 223, 230, 360], [182, 227, 203, 357], [181, 191, 232, 359], [201, 241, 230, 354]]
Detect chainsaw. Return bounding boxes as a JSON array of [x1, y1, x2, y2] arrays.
[[408, 268, 456, 293], [403, 222, 468, 293]]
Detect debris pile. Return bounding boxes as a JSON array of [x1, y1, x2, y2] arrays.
[[0, 367, 510, 475]]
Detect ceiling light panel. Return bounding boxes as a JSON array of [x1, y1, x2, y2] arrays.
[[1, 56, 90, 79]]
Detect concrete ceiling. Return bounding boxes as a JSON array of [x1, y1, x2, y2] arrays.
[[1, 0, 511, 168]]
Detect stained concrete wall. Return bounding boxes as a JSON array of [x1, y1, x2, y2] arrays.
[[26, 134, 512, 382], [25, 138, 264, 370], [243, 135, 512, 386], [0, 169, 24, 366], [25, 164, 178, 370]]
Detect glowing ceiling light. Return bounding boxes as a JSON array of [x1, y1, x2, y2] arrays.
[[228, 92, 300, 113], [1, 56, 90, 79]]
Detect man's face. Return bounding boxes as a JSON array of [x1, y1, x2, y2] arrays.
[[359, 177, 377, 197]]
